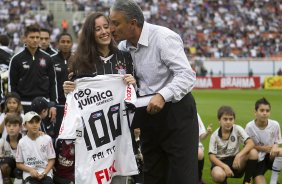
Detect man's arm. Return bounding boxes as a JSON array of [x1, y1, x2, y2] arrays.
[[209, 154, 234, 177], [158, 33, 196, 103], [38, 159, 55, 179], [233, 138, 254, 169], [8, 57, 19, 92], [47, 57, 58, 104], [47, 57, 58, 122], [16, 162, 40, 179]]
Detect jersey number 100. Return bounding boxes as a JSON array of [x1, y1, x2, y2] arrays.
[[83, 103, 122, 149]]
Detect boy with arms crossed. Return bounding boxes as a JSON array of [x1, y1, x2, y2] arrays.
[[16, 111, 55, 184], [245, 97, 282, 184], [209, 106, 258, 184]]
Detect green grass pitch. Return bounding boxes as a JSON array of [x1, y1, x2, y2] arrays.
[[193, 89, 282, 184]]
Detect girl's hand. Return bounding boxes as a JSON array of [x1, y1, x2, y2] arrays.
[[63, 81, 76, 94], [123, 74, 136, 85]]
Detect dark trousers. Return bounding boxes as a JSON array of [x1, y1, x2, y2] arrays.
[[134, 93, 199, 184], [24, 176, 54, 184]]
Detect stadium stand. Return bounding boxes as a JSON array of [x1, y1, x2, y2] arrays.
[[0, 0, 281, 59]]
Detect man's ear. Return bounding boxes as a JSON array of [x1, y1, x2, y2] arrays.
[[130, 19, 138, 27]]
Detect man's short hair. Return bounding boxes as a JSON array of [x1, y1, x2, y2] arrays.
[[31, 97, 49, 114], [4, 113, 23, 126], [40, 28, 51, 36], [217, 106, 236, 120], [24, 24, 41, 36], [255, 97, 271, 111], [0, 34, 10, 46]]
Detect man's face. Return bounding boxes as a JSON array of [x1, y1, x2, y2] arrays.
[[40, 31, 51, 50], [25, 32, 40, 50], [219, 114, 235, 132], [109, 10, 132, 42], [58, 35, 72, 54], [255, 104, 270, 123]]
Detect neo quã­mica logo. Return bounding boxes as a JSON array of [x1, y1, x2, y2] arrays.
[[74, 88, 113, 110]]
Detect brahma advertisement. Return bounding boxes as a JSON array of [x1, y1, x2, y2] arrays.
[[195, 76, 261, 89]]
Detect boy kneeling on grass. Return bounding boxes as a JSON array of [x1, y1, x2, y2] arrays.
[[16, 111, 55, 184], [209, 106, 258, 184], [0, 113, 23, 184]]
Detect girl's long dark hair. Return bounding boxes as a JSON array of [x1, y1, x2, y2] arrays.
[[71, 12, 118, 75]]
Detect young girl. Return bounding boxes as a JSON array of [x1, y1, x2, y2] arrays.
[[0, 92, 23, 138]]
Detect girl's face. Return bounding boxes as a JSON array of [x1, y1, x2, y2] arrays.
[[94, 16, 111, 47], [6, 98, 18, 113]]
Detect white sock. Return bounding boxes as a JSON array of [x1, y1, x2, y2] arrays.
[[270, 157, 282, 184]]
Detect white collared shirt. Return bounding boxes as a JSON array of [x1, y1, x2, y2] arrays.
[[119, 22, 196, 102]]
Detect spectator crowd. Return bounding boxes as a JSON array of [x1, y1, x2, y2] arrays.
[[1, 0, 282, 59]]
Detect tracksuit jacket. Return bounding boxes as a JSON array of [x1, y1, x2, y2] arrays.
[[8, 47, 58, 104], [51, 51, 70, 105]]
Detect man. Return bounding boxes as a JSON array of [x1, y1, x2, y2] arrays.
[[51, 32, 73, 138], [0, 35, 13, 102], [40, 28, 57, 55], [110, 1, 198, 184], [0, 35, 13, 73], [8, 24, 57, 122]]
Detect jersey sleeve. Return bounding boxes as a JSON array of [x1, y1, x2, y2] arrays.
[[16, 141, 24, 163], [208, 132, 217, 155], [58, 93, 80, 140], [46, 136, 56, 159], [0, 139, 4, 157], [274, 121, 282, 144], [198, 114, 206, 137], [236, 125, 250, 144]]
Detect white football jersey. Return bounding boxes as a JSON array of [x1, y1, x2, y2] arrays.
[[245, 119, 282, 161], [209, 125, 249, 159], [198, 114, 206, 137], [58, 75, 138, 184], [198, 113, 206, 148], [16, 135, 56, 180]]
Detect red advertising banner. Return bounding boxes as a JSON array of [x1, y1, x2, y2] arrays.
[[194, 76, 261, 89]]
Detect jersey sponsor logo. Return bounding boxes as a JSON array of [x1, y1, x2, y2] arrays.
[[124, 85, 132, 101], [95, 160, 117, 184], [63, 103, 68, 118], [74, 88, 113, 110]]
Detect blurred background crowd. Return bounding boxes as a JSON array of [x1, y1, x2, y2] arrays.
[[0, 0, 281, 59]]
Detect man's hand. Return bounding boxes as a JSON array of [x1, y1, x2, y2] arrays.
[[49, 107, 56, 123], [232, 154, 241, 170], [207, 123, 213, 134], [270, 144, 280, 158], [223, 164, 234, 177], [146, 93, 165, 115], [29, 168, 40, 179]]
